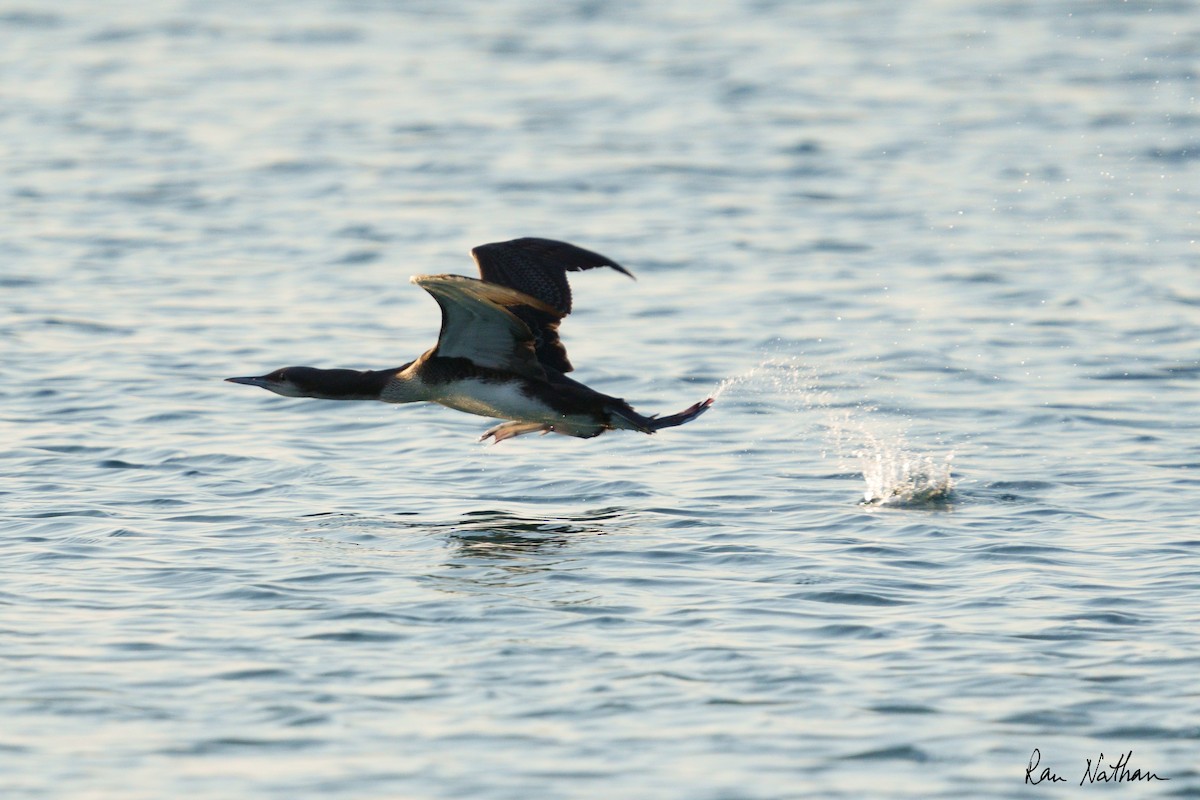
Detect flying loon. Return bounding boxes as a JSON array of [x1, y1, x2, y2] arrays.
[[226, 237, 713, 442]]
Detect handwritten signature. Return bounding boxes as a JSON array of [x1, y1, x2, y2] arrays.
[[1025, 748, 1168, 786]]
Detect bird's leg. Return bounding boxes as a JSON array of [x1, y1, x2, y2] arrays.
[[480, 421, 553, 443]]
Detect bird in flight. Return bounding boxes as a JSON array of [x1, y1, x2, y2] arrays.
[[226, 237, 713, 442]]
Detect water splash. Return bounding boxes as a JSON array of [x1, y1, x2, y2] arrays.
[[712, 357, 955, 507], [861, 447, 955, 508], [827, 413, 955, 507], [712, 356, 828, 406]]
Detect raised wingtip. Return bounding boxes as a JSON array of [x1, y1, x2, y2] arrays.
[[475, 237, 637, 280], [604, 258, 636, 280]]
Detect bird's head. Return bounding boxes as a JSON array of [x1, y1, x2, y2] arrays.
[[225, 367, 323, 398]]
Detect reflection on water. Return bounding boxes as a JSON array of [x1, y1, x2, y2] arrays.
[[434, 509, 624, 598]]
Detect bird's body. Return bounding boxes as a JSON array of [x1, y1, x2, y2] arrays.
[[410, 368, 612, 438], [227, 238, 712, 442]]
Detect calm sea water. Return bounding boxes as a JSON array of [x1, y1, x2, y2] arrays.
[[3, 1, 1198, 797]]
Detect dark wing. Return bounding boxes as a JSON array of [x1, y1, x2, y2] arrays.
[[470, 237, 635, 373], [412, 274, 563, 382], [470, 237, 633, 314]]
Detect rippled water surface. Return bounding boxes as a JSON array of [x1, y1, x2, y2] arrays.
[[3, 1, 1199, 797]]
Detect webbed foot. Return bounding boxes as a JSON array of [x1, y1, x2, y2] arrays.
[[648, 397, 714, 431], [480, 421, 553, 443]]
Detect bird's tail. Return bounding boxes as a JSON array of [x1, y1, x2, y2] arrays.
[[609, 397, 714, 434]]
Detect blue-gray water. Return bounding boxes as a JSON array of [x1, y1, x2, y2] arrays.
[[3, 1, 1198, 797]]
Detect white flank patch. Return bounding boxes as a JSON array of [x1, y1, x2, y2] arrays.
[[434, 379, 562, 423]]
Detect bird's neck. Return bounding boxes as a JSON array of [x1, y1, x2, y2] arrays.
[[302, 366, 413, 401]]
